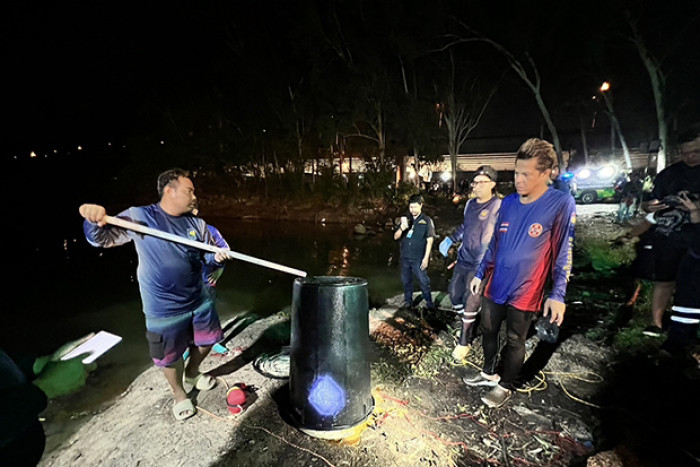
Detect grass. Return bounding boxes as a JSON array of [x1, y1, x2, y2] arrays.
[[575, 238, 636, 275]]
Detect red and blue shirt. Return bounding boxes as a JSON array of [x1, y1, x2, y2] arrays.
[[475, 188, 576, 312]]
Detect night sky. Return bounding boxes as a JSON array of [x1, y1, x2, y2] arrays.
[[5, 1, 700, 165]]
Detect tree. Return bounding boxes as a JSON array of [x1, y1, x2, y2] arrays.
[[438, 21, 565, 167], [437, 50, 500, 192], [622, 2, 700, 170]]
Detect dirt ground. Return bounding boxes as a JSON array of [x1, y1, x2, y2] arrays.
[[40, 202, 700, 466]]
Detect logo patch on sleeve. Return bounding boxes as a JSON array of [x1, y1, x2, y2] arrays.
[[528, 223, 543, 237], [188, 230, 197, 239], [479, 210, 489, 219]]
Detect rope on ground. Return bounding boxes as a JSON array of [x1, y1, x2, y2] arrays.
[[516, 371, 547, 394], [452, 358, 601, 407], [543, 371, 604, 409]]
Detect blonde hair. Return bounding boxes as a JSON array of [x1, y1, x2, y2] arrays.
[[516, 138, 556, 173]]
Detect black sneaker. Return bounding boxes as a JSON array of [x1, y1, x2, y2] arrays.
[[643, 325, 664, 337], [463, 371, 500, 387]]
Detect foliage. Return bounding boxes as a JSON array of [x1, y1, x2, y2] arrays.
[[575, 238, 636, 274], [413, 343, 453, 379]]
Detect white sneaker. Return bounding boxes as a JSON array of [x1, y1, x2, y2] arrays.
[[463, 371, 500, 387]]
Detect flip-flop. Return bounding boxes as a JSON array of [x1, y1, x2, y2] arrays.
[[184, 373, 217, 391], [172, 398, 196, 420]]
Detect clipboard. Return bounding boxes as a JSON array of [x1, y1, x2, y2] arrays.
[[60, 331, 122, 364]]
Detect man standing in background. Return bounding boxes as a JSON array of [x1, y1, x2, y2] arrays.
[[395, 194, 436, 311], [439, 166, 501, 361]]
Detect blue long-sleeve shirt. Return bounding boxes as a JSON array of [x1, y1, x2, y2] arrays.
[[476, 188, 576, 311], [83, 204, 223, 318], [449, 197, 501, 270]]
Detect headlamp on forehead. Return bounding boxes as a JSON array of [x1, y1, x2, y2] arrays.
[[472, 165, 498, 183]]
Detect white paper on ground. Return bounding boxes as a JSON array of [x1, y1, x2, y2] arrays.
[[60, 331, 122, 364]]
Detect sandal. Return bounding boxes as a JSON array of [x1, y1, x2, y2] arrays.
[[184, 373, 217, 391], [172, 398, 196, 420]]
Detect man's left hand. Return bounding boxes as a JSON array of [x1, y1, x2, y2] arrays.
[[215, 249, 230, 263], [543, 298, 566, 326], [420, 258, 429, 270]]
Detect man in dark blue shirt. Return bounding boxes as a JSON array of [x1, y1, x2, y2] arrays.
[[80, 168, 229, 421], [439, 166, 501, 361], [467, 139, 576, 408], [394, 194, 436, 310]]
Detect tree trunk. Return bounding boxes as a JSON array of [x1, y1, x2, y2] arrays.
[[602, 93, 633, 170], [629, 17, 668, 171], [579, 112, 589, 164], [534, 92, 563, 167], [611, 113, 632, 170]]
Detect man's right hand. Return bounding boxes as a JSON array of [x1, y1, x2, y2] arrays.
[[79, 204, 108, 226], [470, 277, 482, 295]]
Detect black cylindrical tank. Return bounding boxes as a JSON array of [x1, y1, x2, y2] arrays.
[[289, 276, 374, 437]]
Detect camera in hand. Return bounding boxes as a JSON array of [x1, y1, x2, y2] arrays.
[[661, 192, 699, 208]]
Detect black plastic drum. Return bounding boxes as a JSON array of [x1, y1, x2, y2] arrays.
[[289, 276, 374, 437]]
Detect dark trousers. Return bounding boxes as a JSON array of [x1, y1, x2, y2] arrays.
[[448, 264, 482, 345], [401, 258, 434, 307], [662, 253, 700, 354], [481, 297, 535, 390]]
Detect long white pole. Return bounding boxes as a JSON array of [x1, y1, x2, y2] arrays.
[[104, 215, 307, 277]]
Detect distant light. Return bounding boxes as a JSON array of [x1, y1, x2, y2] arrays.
[[53, 149, 58, 153], [160, 140, 165, 145], [77, 146, 83, 151], [600, 81, 611, 92], [592, 96, 597, 100], [440, 171, 451, 182], [107, 142, 112, 146], [30, 151, 37, 158], [597, 165, 616, 179], [576, 168, 591, 180]]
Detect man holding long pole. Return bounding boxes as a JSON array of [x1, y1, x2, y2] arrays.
[[79, 168, 229, 421], [466, 139, 576, 408]]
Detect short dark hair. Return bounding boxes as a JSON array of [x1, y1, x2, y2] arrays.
[[157, 168, 190, 198], [408, 194, 423, 205], [516, 138, 556, 173]]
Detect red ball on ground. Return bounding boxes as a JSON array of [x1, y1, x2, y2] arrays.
[[226, 386, 246, 407]]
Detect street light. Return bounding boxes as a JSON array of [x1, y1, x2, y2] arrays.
[[600, 81, 611, 92]]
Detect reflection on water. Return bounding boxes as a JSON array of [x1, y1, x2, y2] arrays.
[[5, 217, 449, 454]]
